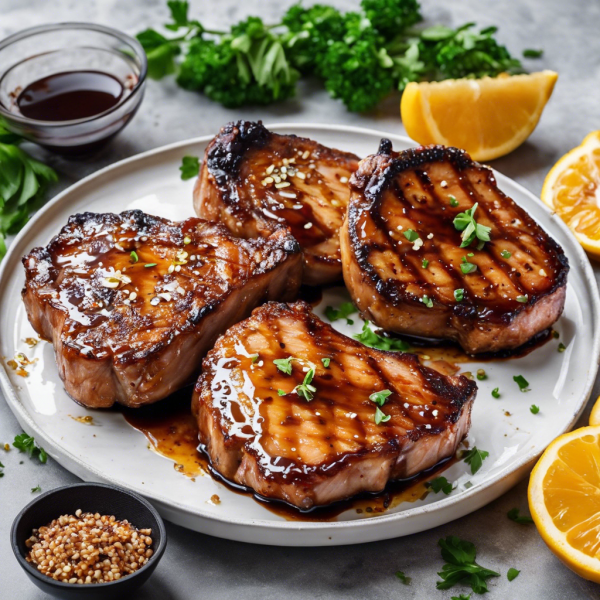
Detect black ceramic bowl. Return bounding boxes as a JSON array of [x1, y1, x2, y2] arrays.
[[11, 483, 167, 599]]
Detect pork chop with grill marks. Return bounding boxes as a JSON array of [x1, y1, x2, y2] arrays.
[[194, 120, 359, 286], [22, 210, 302, 409], [341, 141, 569, 355], [193, 301, 476, 510]]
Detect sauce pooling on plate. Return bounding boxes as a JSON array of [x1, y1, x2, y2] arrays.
[[17, 71, 123, 121]]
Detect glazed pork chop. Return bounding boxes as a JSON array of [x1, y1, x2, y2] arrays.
[[194, 120, 359, 286], [22, 210, 302, 409], [193, 301, 475, 510], [341, 141, 569, 355]]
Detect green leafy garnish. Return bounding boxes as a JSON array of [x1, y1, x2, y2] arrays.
[[31, 485, 41, 493], [404, 228, 419, 242], [180, 155, 200, 180], [530, 404, 540, 415], [374, 406, 391, 425], [13, 433, 47, 464], [354, 321, 410, 352], [454, 288, 464, 302], [144, 263, 157, 268], [321, 357, 331, 368], [558, 342, 566, 352], [436, 536, 500, 593], [0, 461, 4, 477], [421, 295, 433, 308], [449, 195, 459, 207], [325, 302, 357, 324], [274, 356, 295, 375], [422, 258, 429, 268], [500, 250, 511, 259], [507, 568, 520, 581], [250, 354, 259, 364], [294, 367, 316, 401], [130, 251, 139, 263], [453, 203, 491, 248], [277, 389, 286, 396], [427, 476, 454, 495], [460, 256, 477, 274], [462, 447, 489, 474], [0, 134, 58, 260], [523, 48, 543, 58], [491, 387, 500, 399], [369, 389, 392, 407], [513, 374, 530, 392], [395, 570, 411, 585], [516, 295, 529, 303], [451, 595, 471, 600], [507, 508, 534, 524]]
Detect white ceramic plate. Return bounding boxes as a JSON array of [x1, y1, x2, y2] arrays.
[[1, 124, 599, 546]]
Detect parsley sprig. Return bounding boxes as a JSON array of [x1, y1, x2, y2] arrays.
[[13, 433, 47, 464], [427, 476, 455, 495], [462, 447, 489, 474], [294, 367, 316, 401], [354, 321, 409, 351], [453, 203, 491, 248], [325, 302, 357, 325], [436, 536, 499, 594], [507, 508, 534, 524], [180, 155, 201, 180]]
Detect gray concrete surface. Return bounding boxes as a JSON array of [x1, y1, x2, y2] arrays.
[[1, 0, 600, 597]]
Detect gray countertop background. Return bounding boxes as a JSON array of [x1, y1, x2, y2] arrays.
[[1, 0, 600, 598]]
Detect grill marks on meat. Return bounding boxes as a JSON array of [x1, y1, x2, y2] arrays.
[[22, 210, 302, 408], [341, 142, 569, 354], [194, 120, 359, 286], [193, 301, 475, 510]]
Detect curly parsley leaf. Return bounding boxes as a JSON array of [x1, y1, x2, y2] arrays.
[[436, 536, 499, 594], [354, 321, 410, 352], [462, 447, 489, 475], [13, 433, 47, 464], [427, 476, 455, 495], [180, 155, 200, 180], [325, 302, 357, 324], [507, 508, 534, 524]]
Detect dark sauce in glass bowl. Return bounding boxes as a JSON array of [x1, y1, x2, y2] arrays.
[[16, 70, 124, 122]]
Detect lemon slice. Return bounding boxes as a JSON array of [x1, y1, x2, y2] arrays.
[[541, 131, 600, 257], [529, 426, 600, 582], [401, 71, 558, 162], [589, 395, 600, 426]]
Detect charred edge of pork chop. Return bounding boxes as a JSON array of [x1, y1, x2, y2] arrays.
[[342, 141, 569, 354], [194, 120, 359, 286], [193, 301, 476, 509], [21, 210, 303, 408]]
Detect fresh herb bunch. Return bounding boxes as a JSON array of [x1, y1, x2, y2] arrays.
[[138, 0, 528, 113], [0, 124, 58, 260]]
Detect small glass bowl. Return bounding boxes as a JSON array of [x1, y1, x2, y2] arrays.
[[0, 23, 147, 154]]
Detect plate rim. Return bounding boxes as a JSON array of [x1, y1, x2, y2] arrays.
[[1, 122, 599, 535]]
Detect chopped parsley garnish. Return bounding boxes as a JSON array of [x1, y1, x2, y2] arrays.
[[491, 387, 500, 399], [462, 447, 489, 474], [523, 48, 543, 58], [274, 356, 295, 375], [476, 369, 486, 381], [507, 568, 520, 581], [31, 485, 41, 493], [250, 354, 259, 364], [436, 536, 499, 593], [144, 263, 157, 268], [404, 229, 419, 242], [354, 321, 410, 352], [530, 404, 540, 414], [0, 461, 4, 477], [325, 302, 357, 325], [453, 203, 491, 248], [321, 357, 331, 368], [277, 389, 286, 396], [500, 250, 511, 259], [421, 295, 433, 308], [13, 433, 47, 464], [369, 389, 392, 407], [130, 251, 139, 263], [558, 342, 566, 353], [460, 256, 477, 274], [449, 195, 459, 207], [294, 367, 316, 401], [516, 294, 529, 303], [374, 406, 391, 425], [454, 288, 464, 302], [507, 508, 534, 524], [180, 155, 201, 180], [513, 374, 530, 392], [422, 258, 429, 269], [395, 571, 411, 585], [451, 595, 471, 600], [553, 330, 560, 339], [427, 476, 454, 495]]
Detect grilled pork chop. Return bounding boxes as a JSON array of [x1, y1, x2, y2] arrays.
[[22, 210, 302, 409], [194, 120, 359, 286], [341, 141, 569, 355], [193, 301, 475, 510]]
